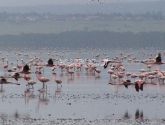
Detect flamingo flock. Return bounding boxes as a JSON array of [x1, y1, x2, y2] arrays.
[[0, 50, 164, 94]]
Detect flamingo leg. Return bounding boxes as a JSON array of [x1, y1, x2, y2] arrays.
[[42, 82, 45, 89]]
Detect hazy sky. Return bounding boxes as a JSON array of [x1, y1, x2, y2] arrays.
[[0, 0, 159, 6]]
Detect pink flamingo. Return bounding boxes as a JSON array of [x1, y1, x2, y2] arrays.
[[126, 72, 131, 79], [66, 66, 74, 78], [131, 73, 138, 82], [108, 79, 151, 92], [147, 75, 155, 83], [0, 76, 20, 92], [36, 72, 49, 89], [3, 60, 8, 69], [55, 80, 62, 87], [27, 80, 36, 89], [23, 74, 31, 81], [17, 59, 23, 70], [52, 74, 62, 87], [135, 79, 144, 92]]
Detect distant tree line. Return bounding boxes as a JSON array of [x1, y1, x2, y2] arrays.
[[0, 31, 164, 49], [0, 11, 164, 22]]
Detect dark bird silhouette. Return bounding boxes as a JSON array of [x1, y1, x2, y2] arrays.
[[12, 72, 20, 81], [156, 53, 162, 63], [123, 111, 130, 119], [104, 61, 111, 69], [47, 58, 54, 67], [0, 77, 20, 85], [109, 79, 148, 92], [22, 64, 30, 73], [135, 109, 140, 119], [135, 82, 139, 92], [135, 109, 143, 120], [139, 83, 143, 91], [123, 80, 131, 88]]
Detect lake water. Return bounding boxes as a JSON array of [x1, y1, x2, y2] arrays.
[[0, 47, 165, 125]]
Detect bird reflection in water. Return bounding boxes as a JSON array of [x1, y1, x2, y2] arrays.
[[135, 109, 143, 121], [67, 76, 74, 84], [37, 85, 49, 112], [24, 88, 35, 104], [14, 110, 19, 121], [0, 113, 7, 125], [54, 86, 62, 101], [123, 109, 144, 121], [95, 75, 101, 80], [0, 84, 5, 94], [123, 111, 131, 120], [0, 77, 20, 101]]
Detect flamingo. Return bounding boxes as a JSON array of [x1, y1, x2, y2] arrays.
[[135, 80, 144, 92], [17, 59, 23, 70], [108, 69, 114, 80], [3, 60, 8, 69], [147, 75, 155, 83], [0, 76, 20, 85], [109, 79, 132, 88], [126, 72, 131, 79], [111, 74, 118, 83], [12, 72, 21, 83], [109, 78, 156, 92], [117, 72, 125, 82], [27, 80, 36, 89], [55, 80, 62, 87], [23, 74, 31, 81], [74, 63, 82, 71], [52, 74, 62, 87], [36, 72, 49, 90], [131, 73, 138, 82], [66, 66, 74, 78]]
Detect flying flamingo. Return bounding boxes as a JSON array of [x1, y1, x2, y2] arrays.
[[11, 72, 21, 83], [0, 77, 20, 85], [109, 79, 132, 88], [0, 76, 20, 92], [109, 78, 156, 92]]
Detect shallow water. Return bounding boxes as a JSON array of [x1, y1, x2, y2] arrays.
[[0, 47, 165, 124]]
